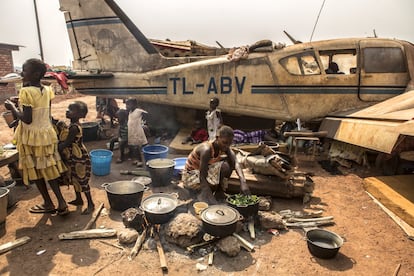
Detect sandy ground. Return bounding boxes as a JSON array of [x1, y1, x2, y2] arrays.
[[0, 93, 413, 275]]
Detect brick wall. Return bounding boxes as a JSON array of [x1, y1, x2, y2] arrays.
[[0, 48, 17, 101]]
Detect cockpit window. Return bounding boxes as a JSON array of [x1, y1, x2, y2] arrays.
[[280, 52, 321, 75], [364, 47, 406, 73], [319, 49, 357, 75]]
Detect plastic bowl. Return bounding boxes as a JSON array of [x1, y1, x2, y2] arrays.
[[173, 157, 187, 176]]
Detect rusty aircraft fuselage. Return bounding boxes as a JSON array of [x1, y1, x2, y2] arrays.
[[59, 0, 414, 122]]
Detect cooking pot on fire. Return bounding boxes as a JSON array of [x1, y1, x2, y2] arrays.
[[200, 205, 243, 237], [226, 194, 259, 218], [140, 193, 178, 225]]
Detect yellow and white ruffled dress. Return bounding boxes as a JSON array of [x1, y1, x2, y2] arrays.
[[14, 86, 67, 185]]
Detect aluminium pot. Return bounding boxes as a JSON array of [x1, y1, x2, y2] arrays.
[[306, 229, 344, 259], [140, 193, 178, 225], [101, 181, 148, 212], [200, 205, 242, 237], [146, 158, 175, 187]]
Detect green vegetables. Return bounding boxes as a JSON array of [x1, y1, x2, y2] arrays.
[[228, 194, 259, 206]]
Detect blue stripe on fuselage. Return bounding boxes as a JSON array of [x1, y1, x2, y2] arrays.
[[66, 17, 121, 28], [76, 85, 404, 96], [77, 87, 167, 96], [251, 85, 404, 95]]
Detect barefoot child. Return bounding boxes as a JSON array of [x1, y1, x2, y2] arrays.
[[109, 108, 129, 163], [58, 101, 95, 214], [125, 98, 148, 167], [206, 97, 223, 141]]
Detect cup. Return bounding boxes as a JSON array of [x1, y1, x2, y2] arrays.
[[193, 202, 208, 217]]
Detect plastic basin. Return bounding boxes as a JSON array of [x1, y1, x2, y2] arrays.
[[173, 157, 187, 176], [142, 144, 168, 162]]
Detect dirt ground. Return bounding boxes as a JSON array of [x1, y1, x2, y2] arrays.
[[0, 93, 413, 276]]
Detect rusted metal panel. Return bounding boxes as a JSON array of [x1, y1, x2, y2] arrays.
[[320, 117, 403, 153]]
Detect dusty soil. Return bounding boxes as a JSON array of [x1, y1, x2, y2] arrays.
[[0, 93, 413, 276]]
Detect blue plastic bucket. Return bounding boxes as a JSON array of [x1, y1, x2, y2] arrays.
[[90, 149, 113, 176], [142, 144, 169, 162], [173, 157, 187, 176]]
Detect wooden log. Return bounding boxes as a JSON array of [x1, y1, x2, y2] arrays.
[[232, 233, 254, 252], [83, 202, 104, 230], [248, 220, 256, 240], [228, 170, 314, 198], [287, 216, 334, 222], [0, 236, 31, 254], [186, 239, 217, 253], [58, 229, 117, 240], [208, 252, 214, 266], [283, 131, 328, 138], [128, 228, 147, 261], [155, 231, 168, 271]]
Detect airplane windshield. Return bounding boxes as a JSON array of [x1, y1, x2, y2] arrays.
[[279, 52, 321, 75]]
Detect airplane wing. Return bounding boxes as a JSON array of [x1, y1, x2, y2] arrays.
[[319, 90, 414, 154], [0, 73, 21, 85]]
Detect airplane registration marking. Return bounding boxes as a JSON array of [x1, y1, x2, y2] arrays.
[[169, 77, 246, 94]]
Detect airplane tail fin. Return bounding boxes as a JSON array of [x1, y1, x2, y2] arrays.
[[59, 0, 166, 72]]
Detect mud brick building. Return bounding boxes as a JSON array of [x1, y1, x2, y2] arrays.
[[0, 43, 20, 101]]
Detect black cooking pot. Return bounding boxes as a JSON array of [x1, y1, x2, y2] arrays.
[[141, 193, 178, 225], [226, 194, 259, 218], [306, 229, 344, 259], [101, 181, 148, 212], [200, 205, 242, 237]]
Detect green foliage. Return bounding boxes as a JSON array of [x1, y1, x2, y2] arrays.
[[228, 194, 259, 206]]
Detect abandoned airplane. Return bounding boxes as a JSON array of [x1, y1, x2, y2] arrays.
[[57, 0, 414, 122]]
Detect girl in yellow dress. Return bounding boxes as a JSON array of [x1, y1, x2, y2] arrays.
[[4, 58, 68, 215]]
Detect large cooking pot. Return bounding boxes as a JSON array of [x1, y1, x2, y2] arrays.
[[200, 205, 242, 237], [146, 158, 175, 187], [226, 194, 259, 218], [101, 181, 148, 212], [306, 229, 344, 259], [141, 193, 178, 225]]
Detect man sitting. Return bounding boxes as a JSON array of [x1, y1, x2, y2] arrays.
[[181, 125, 250, 204], [325, 62, 344, 74]]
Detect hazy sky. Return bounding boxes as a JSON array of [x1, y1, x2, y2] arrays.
[[1, 0, 413, 67]]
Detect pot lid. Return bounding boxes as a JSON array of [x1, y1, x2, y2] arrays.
[[201, 205, 240, 225], [141, 193, 177, 214], [132, 176, 152, 186]]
